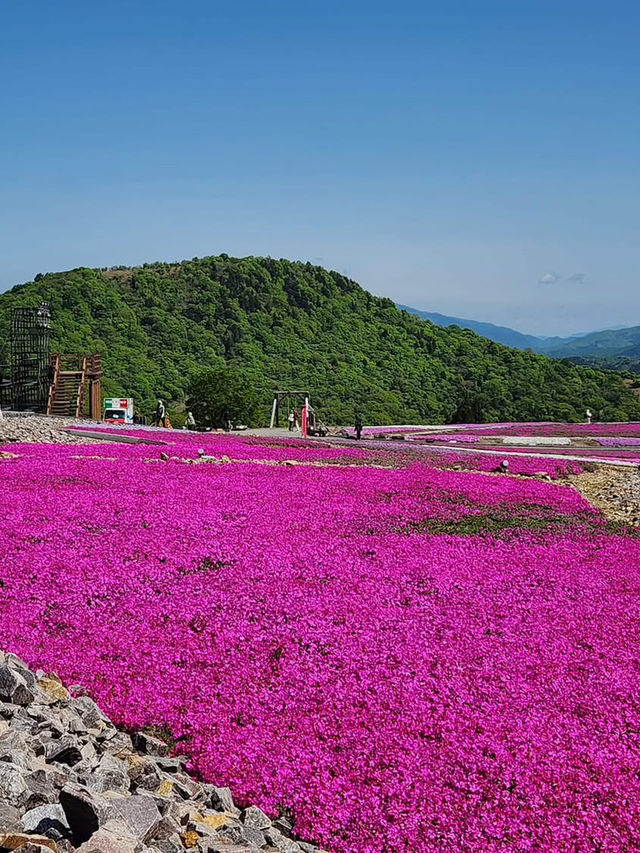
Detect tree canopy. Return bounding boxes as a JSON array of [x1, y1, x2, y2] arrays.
[[1, 255, 639, 424], [187, 365, 260, 428]]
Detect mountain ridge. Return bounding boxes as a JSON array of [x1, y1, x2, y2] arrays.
[[0, 255, 638, 423], [399, 304, 640, 366]]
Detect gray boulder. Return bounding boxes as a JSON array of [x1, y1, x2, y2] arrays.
[[21, 803, 72, 841], [241, 804, 271, 831], [44, 736, 83, 767], [73, 696, 107, 730], [111, 794, 162, 844], [75, 819, 138, 853], [59, 783, 113, 844], [154, 836, 182, 853], [0, 762, 28, 805], [215, 822, 247, 846], [207, 786, 237, 815], [88, 754, 130, 794], [266, 826, 304, 853], [131, 732, 169, 757], [0, 801, 22, 830], [0, 664, 34, 706], [243, 825, 266, 847]]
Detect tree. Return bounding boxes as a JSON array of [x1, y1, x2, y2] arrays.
[[187, 364, 259, 428]]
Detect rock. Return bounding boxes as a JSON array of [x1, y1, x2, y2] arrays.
[[0, 730, 33, 767], [241, 804, 271, 831], [21, 804, 72, 842], [100, 731, 133, 756], [25, 765, 67, 797], [265, 827, 303, 853], [0, 762, 28, 804], [214, 822, 247, 846], [154, 835, 182, 853], [75, 820, 138, 853], [125, 755, 162, 789], [45, 737, 83, 767], [146, 815, 179, 842], [170, 774, 203, 802], [207, 787, 237, 815], [165, 801, 200, 827], [12, 844, 56, 853], [181, 830, 201, 849], [110, 794, 162, 844], [37, 678, 70, 704], [154, 779, 174, 798], [243, 825, 266, 847], [190, 813, 230, 832], [154, 757, 183, 775], [0, 664, 34, 706], [274, 816, 293, 837], [0, 801, 22, 830], [88, 754, 130, 794], [59, 783, 112, 845], [73, 696, 107, 730], [131, 732, 169, 757], [0, 835, 58, 853], [79, 741, 98, 766], [5, 656, 38, 690]]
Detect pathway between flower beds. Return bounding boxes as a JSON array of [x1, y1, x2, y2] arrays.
[[1, 434, 640, 851]]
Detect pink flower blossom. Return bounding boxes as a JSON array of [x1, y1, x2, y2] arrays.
[[1, 433, 638, 851]]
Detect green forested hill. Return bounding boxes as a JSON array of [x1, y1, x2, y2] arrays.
[[1, 255, 639, 424]]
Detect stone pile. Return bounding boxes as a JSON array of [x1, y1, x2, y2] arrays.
[[0, 652, 329, 853], [0, 416, 97, 446], [573, 466, 640, 527]]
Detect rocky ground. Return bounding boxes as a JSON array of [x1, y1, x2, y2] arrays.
[[0, 652, 329, 853], [571, 466, 640, 527], [0, 416, 98, 446]]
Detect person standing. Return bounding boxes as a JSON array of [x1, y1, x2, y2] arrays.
[[155, 399, 167, 428], [288, 410, 295, 431], [185, 410, 196, 430], [224, 409, 232, 432], [354, 412, 363, 441], [585, 408, 592, 425]]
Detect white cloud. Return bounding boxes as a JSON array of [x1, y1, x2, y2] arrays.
[[538, 272, 560, 285]]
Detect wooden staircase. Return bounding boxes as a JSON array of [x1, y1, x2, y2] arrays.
[[47, 354, 88, 418]]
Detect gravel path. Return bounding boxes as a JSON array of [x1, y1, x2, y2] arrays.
[[571, 467, 640, 527], [0, 415, 100, 445]]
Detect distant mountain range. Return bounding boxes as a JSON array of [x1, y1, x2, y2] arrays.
[[398, 305, 640, 372]]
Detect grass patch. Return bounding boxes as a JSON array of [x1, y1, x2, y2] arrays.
[[404, 510, 640, 539], [404, 512, 569, 537]]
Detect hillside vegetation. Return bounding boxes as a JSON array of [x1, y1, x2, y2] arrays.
[[1, 255, 639, 424]]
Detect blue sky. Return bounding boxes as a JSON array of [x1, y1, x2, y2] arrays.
[[1, 0, 639, 335]]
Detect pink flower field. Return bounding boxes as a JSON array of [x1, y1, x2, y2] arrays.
[[2, 434, 640, 851], [478, 444, 640, 464], [454, 422, 640, 437]]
